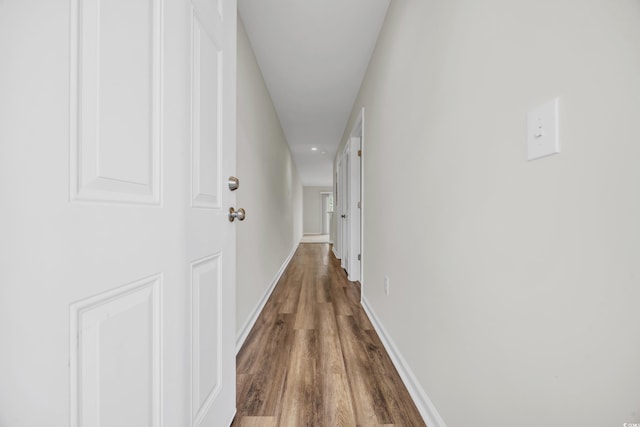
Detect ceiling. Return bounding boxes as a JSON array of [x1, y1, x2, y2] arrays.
[[237, 0, 390, 187]]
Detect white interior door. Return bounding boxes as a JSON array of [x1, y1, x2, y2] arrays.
[[321, 193, 333, 235], [348, 136, 361, 282], [321, 194, 328, 234], [0, 0, 236, 426], [335, 160, 343, 259], [340, 142, 350, 271]]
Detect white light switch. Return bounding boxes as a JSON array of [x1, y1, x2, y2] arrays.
[[527, 98, 559, 160]]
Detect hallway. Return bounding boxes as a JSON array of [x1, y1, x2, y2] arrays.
[[232, 244, 425, 426]]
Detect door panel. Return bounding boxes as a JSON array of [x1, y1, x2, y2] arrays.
[[70, 275, 162, 427], [70, 0, 162, 204], [191, 254, 222, 420], [191, 6, 222, 209]]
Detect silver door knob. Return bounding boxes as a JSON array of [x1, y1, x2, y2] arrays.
[[228, 207, 246, 222], [228, 176, 239, 191]]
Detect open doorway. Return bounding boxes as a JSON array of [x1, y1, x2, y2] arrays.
[[302, 186, 333, 243]]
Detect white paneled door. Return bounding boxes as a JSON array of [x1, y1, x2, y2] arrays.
[[0, 0, 237, 426], [348, 136, 361, 282], [340, 142, 350, 272]]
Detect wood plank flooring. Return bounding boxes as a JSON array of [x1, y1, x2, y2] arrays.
[[232, 243, 426, 427]]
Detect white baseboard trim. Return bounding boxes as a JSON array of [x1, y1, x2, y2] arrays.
[[332, 246, 340, 259], [235, 243, 298, 354], [362, 296, 447, 427]]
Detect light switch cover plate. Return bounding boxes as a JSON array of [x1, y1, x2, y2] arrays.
[[527, 98, 560, 160]]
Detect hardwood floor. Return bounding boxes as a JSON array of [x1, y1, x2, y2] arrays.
[[232, 243, 426, 427]]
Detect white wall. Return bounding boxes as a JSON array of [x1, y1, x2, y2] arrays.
[[337, 1, 640, 426], [236, 18, 303, 340], [303, 186, 332, 234]]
